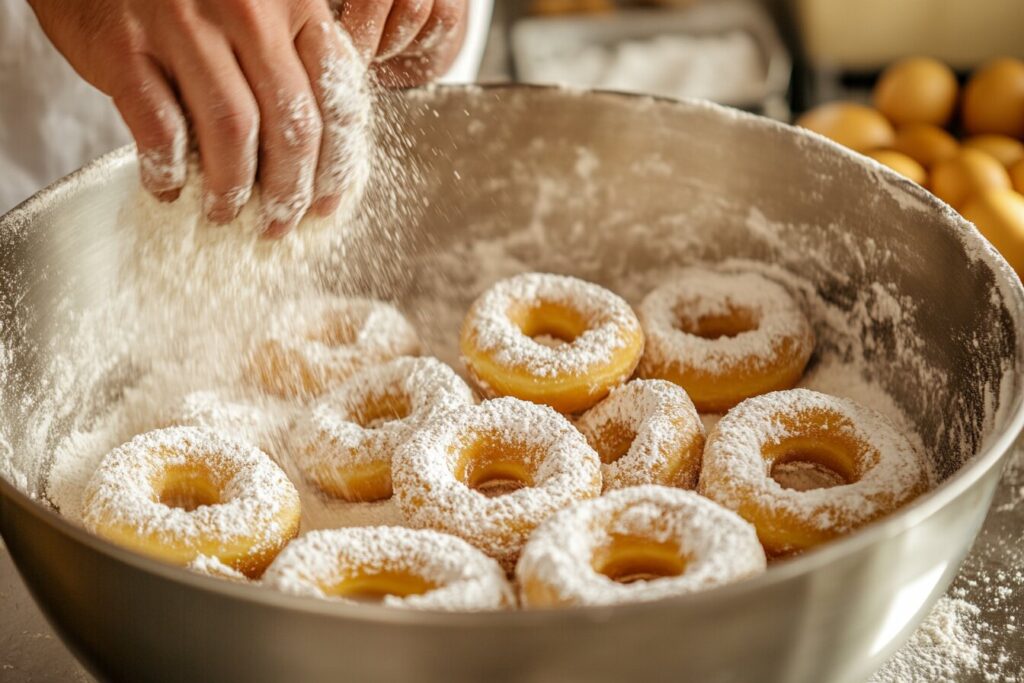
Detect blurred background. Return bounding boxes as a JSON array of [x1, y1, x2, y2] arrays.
[[479, 0, 1024, 275], [481, 0, 1024, 114]]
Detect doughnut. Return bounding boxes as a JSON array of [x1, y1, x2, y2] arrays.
[[81, 426, 301, 578], [460, 273, 644, 414], [392, 397, 602, 569], [249, 296, 420, 399], [576, 379, 706, 491], [262, 527, 514, 610], [516, 485, 766, 607], [699, 389, 932, 556], [637, 268, 814, 413], [290, 356, 474, 502]]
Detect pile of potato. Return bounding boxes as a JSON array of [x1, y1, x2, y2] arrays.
[[797, 57, 1024, 275]]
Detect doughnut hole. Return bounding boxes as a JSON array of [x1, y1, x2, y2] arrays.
[[326, 571, 438, 603], [592, 534, 688, 584], [156, 467, 222, 511], [510, 301, 588, 347], [456, 432, 537, 498], [589, 421, 639, 466], [766, 436, 859, 491], [352, 392, 411, 430], [675, 304, 759, 340]]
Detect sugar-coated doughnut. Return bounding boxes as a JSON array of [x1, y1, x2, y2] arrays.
[[249, 296, 420, 398], [638, 269, 814, 413], [392, 397, 602, 569], [517, 485, 766, 607], [82, 427, 301, 578], [576, 379, 705, 491], [262, 527, 514, 610], [460, 273, 644, 414], [699, 389, 932, 556], [291, 356, 474, 502]]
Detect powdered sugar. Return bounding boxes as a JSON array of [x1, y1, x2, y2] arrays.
[[392, 397, 602, 567], [188, 554, 249, 582], [315, 23, 373, 211], [137, 108, 187, 194], [262, 527, 513, 610], [516, 485, 766, 607], [870, 597, 984, 681]]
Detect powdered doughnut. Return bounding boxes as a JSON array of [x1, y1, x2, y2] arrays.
[[699, 389, 932, 556], [291, 356, 474, 502], [638, 269, 814, 413], [249, 296, 420, 398], [82, 427, 301, 577], [262, 527, 514, 610], [460, 273, 645, 414], [516, 485, 766, 608], [392, 397, 603, 569], [576, 379, 706, 491]]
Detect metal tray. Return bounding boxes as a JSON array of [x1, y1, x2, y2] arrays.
[[511, 0, 791, 117]]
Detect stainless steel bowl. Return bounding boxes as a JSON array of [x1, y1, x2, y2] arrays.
[[1, 86, 1022, 683]]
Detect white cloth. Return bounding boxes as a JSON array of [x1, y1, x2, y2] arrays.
[[0, 0, 493, 214], [0, 1, 130, 213]]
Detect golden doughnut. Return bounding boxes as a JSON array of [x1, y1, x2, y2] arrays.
[[82, 427, 301, 578], [262, 527, 514, 610], [699, 389, 932, 556], [248, 296, 420, 399], [290, 356, 474, 502], [392, 397, 602, 569], [576, 379, 705, 491], [516, 485, 766, 607], [638, 268, 814, 413], [460, 272, 644, 414]]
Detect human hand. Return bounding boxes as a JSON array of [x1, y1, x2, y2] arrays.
[[29, 0, 468, 236]]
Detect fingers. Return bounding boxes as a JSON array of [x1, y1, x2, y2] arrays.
[[378, 0, 433, 61], [374, 0, 467, 87], [111, 56, 188, 201], [295, 18, 373, 217], [335, 0, 391, 61], [229, 13, 324, 237], [161, 24, 259, 224]]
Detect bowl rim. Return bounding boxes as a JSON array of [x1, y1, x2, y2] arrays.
[[2, 83, 1023, 627]]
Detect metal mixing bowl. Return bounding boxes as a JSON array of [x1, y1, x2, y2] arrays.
[[1, 86, 1022, 682]]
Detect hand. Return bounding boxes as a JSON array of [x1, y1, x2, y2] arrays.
[[29, 0, 468, 237]]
